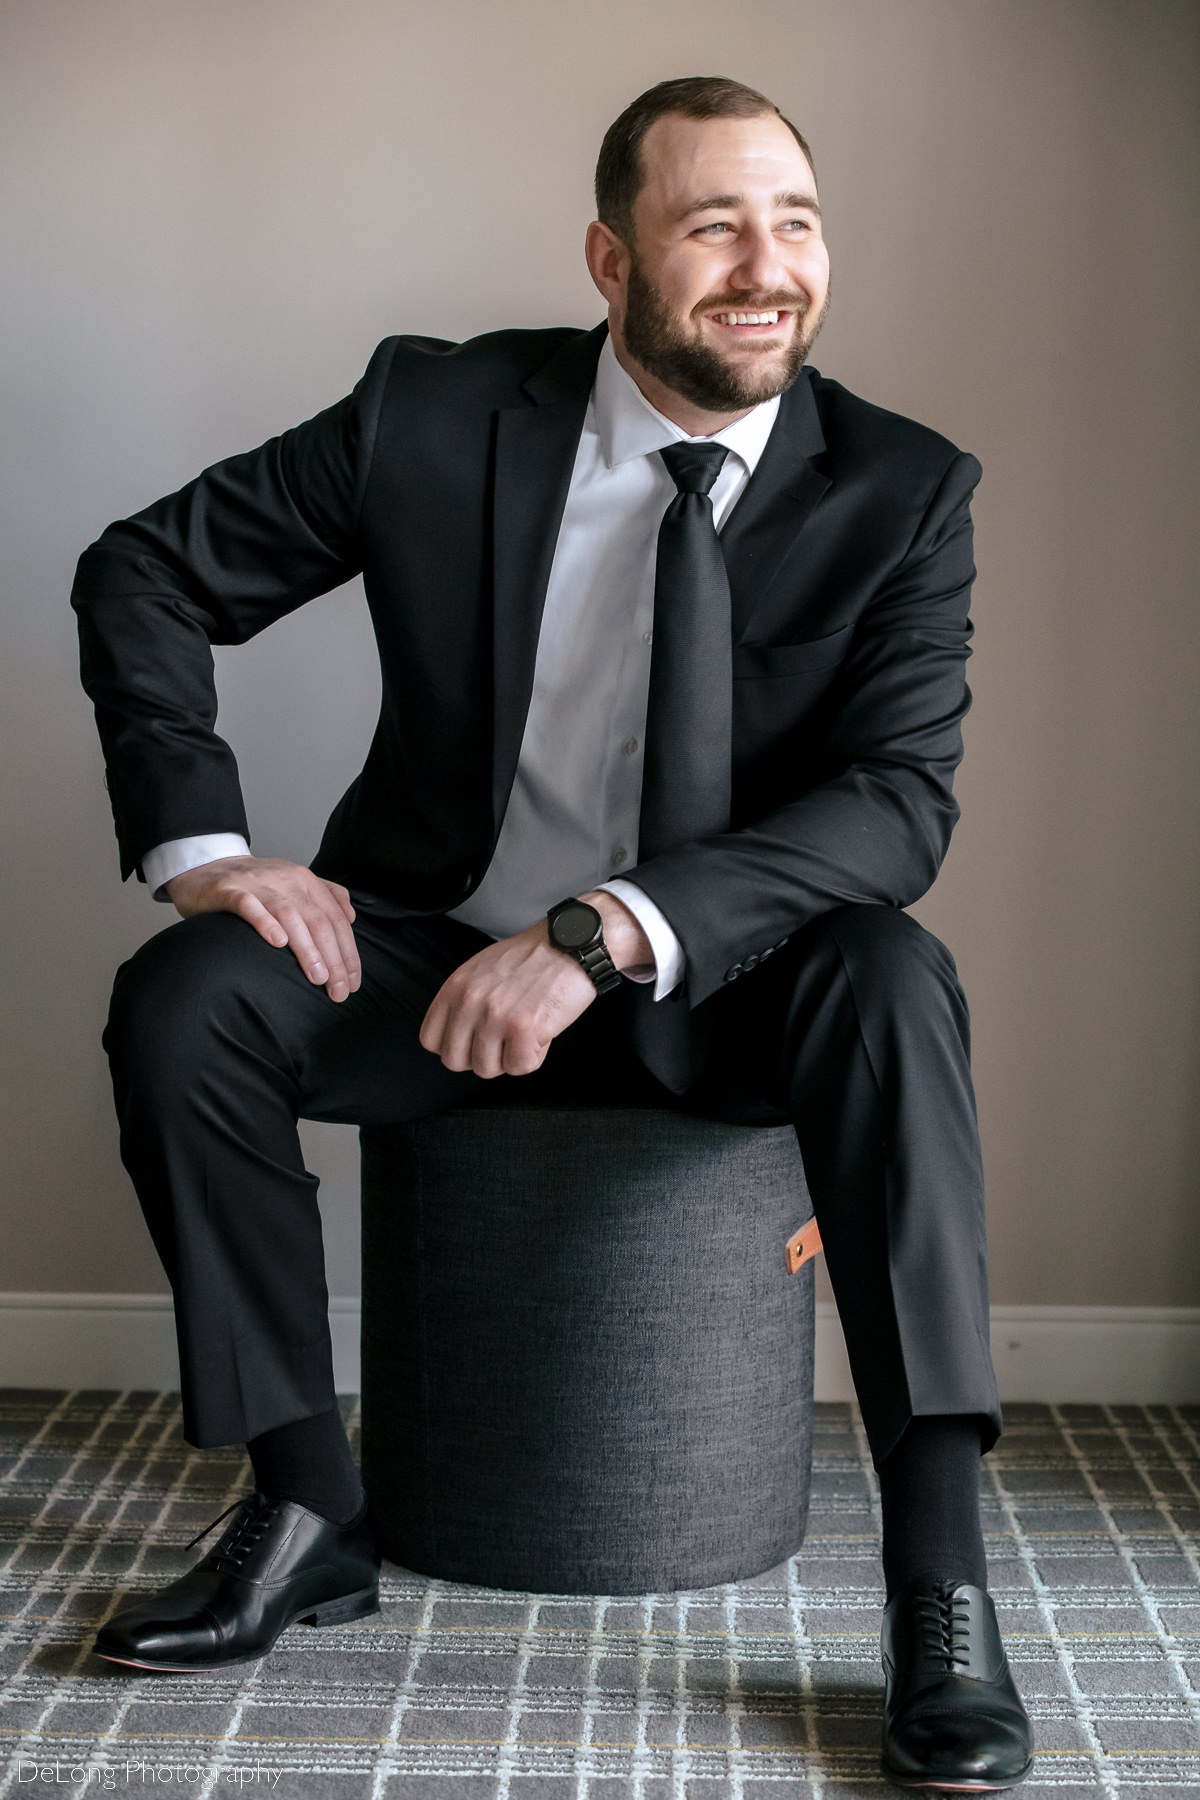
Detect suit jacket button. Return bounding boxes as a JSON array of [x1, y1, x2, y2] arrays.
[[759, 946, 774, 961], [723, 965, 742, 982], [743, 954, 760, 970], [775, 936, 790, 950]]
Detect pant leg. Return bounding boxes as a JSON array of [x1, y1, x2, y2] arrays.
[[689, 902, 1001, 1467], [103, 908, 489, 1447]]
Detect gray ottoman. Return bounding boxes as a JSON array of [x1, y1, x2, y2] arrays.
[[359, 1107, 816, 1594]]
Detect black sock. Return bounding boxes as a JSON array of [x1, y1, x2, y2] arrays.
[[877, 1414, 988, 1600], [247, 1407, 365, 1526]]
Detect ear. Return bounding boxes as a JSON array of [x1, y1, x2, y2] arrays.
[[585, 219, 631, 308]]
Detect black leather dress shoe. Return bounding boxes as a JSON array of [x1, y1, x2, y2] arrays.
[[94, 1491, 380, 1672], [881, 1581, 1033, 1791]]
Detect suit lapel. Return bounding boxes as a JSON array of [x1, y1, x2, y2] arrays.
[[720, 370, 831, 644], [491, 326, 606, 832]]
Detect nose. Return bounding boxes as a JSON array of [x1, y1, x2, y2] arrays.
[[731, 221, 790, 295]]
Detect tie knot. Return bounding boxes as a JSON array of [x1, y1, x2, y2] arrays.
[[659, 440, 729, 496]]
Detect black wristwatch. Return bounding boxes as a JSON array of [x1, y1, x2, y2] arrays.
[[546, 897, 623, 995]]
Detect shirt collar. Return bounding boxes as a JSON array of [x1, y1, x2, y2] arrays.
[[593, 333, 780, 475]]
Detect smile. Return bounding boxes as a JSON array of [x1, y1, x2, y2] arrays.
[[705, 310, 789, 330]]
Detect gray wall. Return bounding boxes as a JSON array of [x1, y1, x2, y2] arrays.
[[2, 0, 1197, 1308]]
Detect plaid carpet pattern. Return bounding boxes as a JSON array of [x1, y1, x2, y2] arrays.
[[1, 1393, 1197, 1798]]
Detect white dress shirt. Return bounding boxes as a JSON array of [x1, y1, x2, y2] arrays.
[[142, 337, 780, 1000]]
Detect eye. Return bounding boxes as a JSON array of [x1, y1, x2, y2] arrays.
[[693, 221, 734, 238], [779, 218, 812, 233]]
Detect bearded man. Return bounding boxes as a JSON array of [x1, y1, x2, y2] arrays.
[[73, 76, 1034, 1791]]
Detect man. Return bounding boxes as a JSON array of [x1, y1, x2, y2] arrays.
[[73, 77, 1032, 1790]]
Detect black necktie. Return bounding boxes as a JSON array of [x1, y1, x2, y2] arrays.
[[632, 440, 732, 1091], [638, 441, 733, 860]]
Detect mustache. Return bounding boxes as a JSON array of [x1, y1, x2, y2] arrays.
[[693, 289, 811, 319]]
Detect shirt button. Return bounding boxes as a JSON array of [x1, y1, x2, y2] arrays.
[[643, 631, 653, 646], [622, 737, 638, 755], [611, 847, 628, 866]]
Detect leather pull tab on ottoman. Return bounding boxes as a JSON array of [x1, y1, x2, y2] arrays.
[[359, 1107, 816, 1595], [786, 1217, 824, 1274]]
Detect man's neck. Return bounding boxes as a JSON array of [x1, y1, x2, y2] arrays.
[[607, 327, 755, 439]]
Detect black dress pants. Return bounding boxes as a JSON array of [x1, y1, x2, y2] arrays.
[[104, 897, 1001, 1465]]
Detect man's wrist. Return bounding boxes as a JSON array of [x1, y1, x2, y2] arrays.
[[162, 855, 243, 903], [578, 890, 654, 977], [598, 879, 683, 995], [143, 833, 251, 901]]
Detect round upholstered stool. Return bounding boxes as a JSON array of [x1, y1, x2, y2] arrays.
[[359, 1107, 815, 1594]]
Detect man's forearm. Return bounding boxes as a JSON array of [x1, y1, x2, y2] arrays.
[[72, 341, 395, 882]]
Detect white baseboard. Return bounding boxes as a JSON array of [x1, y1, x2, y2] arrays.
[[813, 1303, 1200, 1405], [0, 1294, 363, 1398], [987, 1304, 1200, 1405], [1, 1294, 1197, 1405]]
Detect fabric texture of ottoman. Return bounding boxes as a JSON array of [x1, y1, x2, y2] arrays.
[[359, 1106, 816, 1594]]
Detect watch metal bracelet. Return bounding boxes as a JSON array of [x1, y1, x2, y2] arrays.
[[576, 936, 623, 995]]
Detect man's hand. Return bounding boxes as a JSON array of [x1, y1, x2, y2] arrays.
[[419, 891, 652, 1078], [164, 856, 361, 1002]]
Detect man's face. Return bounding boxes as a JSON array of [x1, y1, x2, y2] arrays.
[[605, 111, 830, 417]]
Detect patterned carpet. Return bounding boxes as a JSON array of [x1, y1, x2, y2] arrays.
[[1, 1393, 1197, 1798]]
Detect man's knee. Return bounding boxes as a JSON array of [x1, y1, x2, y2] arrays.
[[104, 912, 288, 1085], [814, 904, 966, 1018]]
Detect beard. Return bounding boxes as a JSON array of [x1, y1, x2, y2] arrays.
[[621, 256, 829, 414]]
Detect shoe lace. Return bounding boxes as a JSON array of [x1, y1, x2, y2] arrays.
[[913, 1590, 973, 1670], [183, 1493, 283, 1570]]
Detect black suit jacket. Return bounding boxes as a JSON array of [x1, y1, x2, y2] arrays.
[[73, 323, 981, 1010]]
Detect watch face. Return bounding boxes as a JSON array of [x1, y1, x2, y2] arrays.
[[552, 902, 600, 949]]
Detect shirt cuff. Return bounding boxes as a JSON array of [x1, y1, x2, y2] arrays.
[[599, 879, 685, 1000], [142, 834, 251, 902]]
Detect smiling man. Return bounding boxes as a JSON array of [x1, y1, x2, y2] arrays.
[[74, 78, 1032, 1790], [594, 108, 830, 421]]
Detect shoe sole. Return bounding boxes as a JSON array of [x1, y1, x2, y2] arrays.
[[92, 1583, 380, 1674], [881, 1758, 1035, 1792]]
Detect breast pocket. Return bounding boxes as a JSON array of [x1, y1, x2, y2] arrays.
[[732, 621, 854, 680], [732, 623, 853, 784]]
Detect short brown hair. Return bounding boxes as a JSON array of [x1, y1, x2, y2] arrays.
[[595, 77, 816, 245]]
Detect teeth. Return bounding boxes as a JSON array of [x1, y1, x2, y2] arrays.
[[711, 310, 780, 326]]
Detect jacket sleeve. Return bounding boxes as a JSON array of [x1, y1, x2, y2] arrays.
[[629, 449, 982, 1006], [71, 338, 398, 879]]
